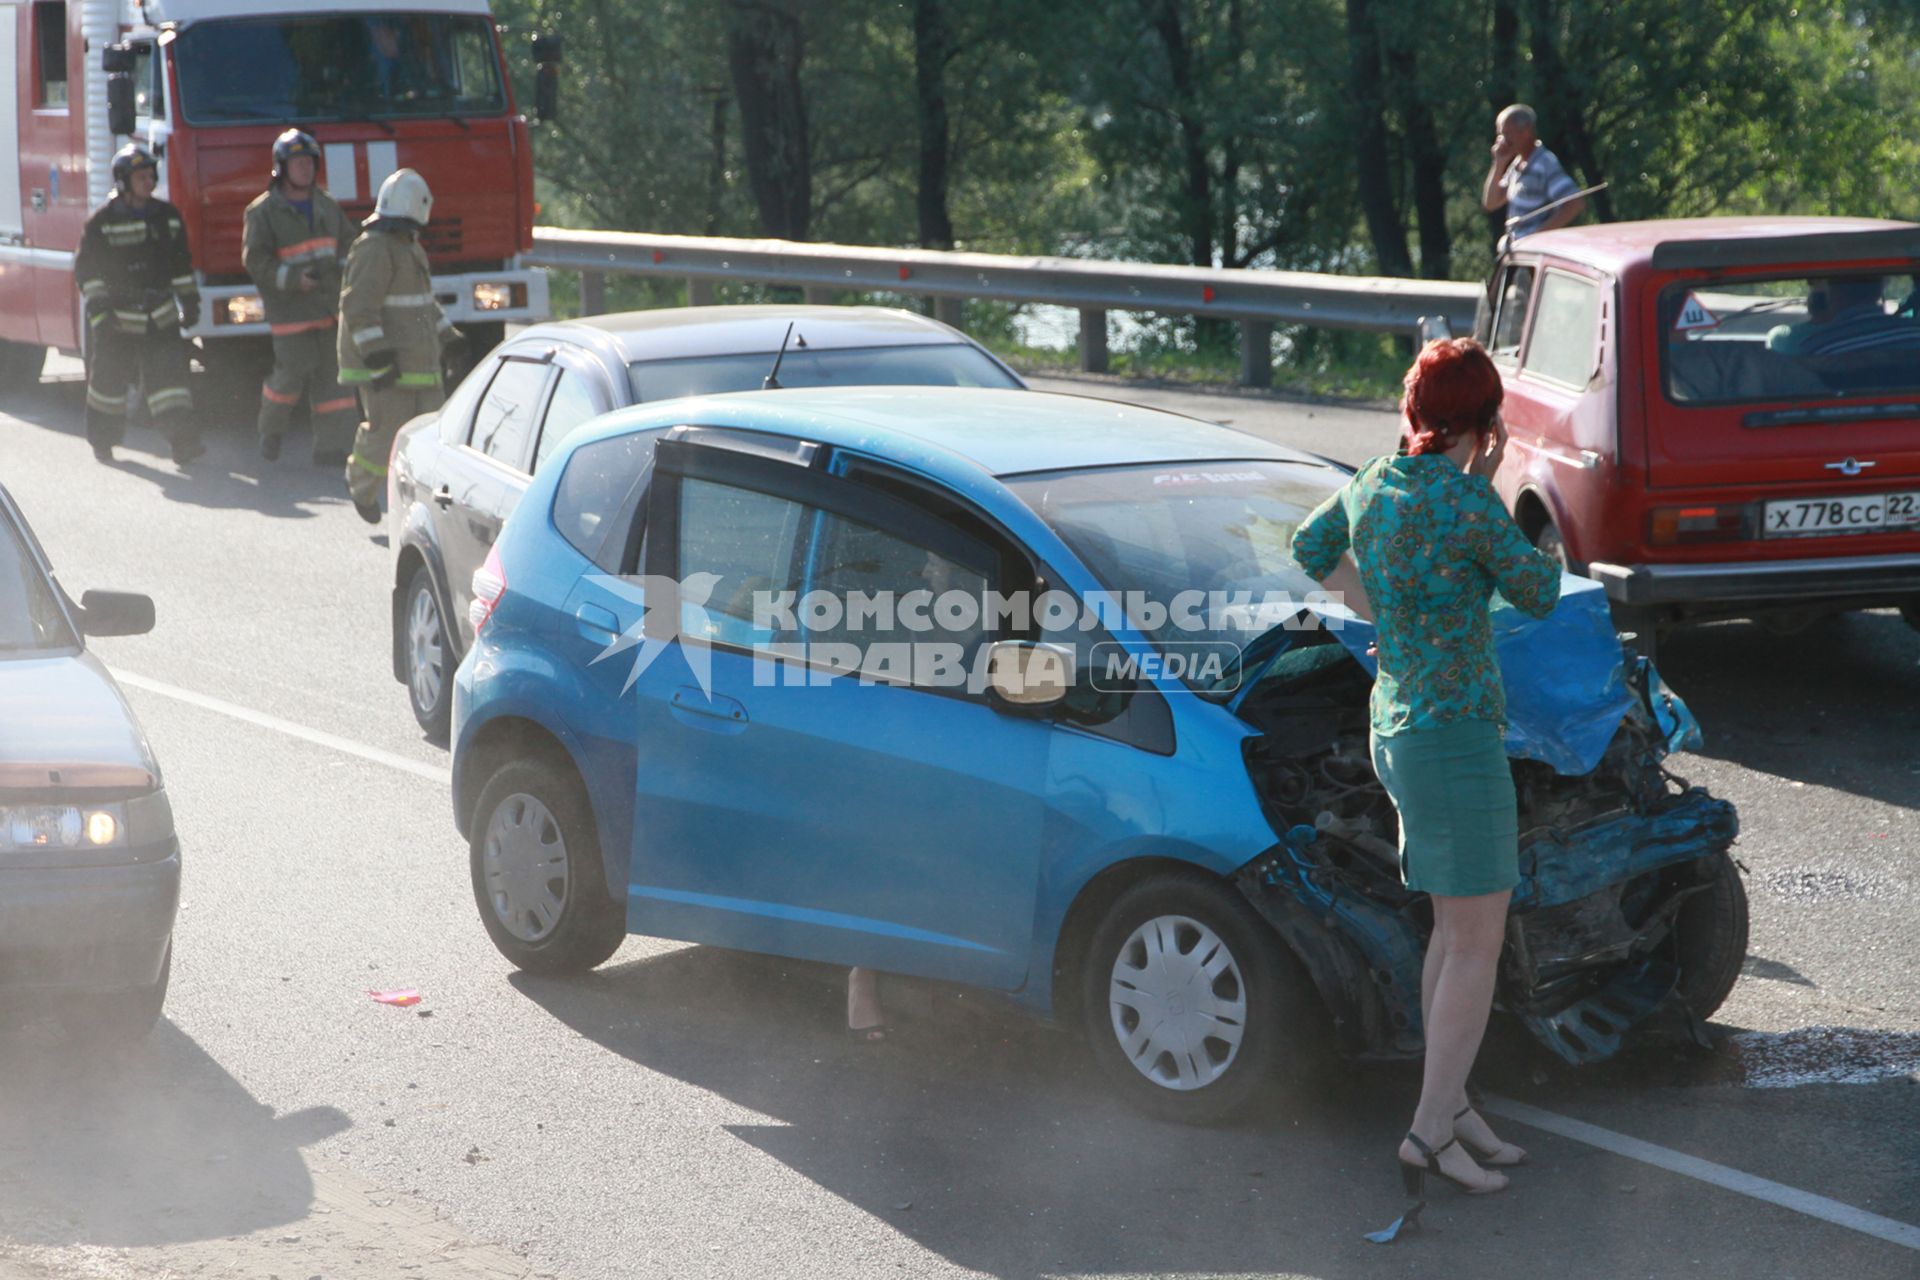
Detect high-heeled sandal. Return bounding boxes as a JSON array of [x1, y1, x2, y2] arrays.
[[1398, 1131, 1508, 1197], [1454, 1106, 1529, 1167]]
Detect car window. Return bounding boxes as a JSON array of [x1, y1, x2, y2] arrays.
[[802, 509, 993, 676], [1489, 266, 1536, 361], [1662, 272, 1920, 404], [469, 359, 550, 470], [1521, 272, 1600, 388], [676, 478, 807, 642], [437, 353, 496, 445], [533, 369, 606, 473], [553, 431, 659, 572], [0, 512, 75, 653], [628, 343, 1019, 402]]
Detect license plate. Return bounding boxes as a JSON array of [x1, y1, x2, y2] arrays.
[[1763, 490, 1920, 538]]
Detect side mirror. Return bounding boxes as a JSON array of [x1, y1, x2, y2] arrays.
[[101, 44, 136, 74], [1416, 314, 1454, 346], [78, 589, 155, 637], [532, 35, 562, 124], [984, 640, 1073, 708]]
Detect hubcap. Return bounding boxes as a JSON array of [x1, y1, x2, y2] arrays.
[[1108, 914, 1248, 1091], [482, 792, 569, 943], [408, 585, 444, 712]]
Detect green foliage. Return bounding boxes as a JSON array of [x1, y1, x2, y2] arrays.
[[509, 0, 1920, 378]]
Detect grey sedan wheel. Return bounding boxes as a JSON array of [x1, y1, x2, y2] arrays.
[[404, 566, 453, 741], [469, 759, 625, 974]]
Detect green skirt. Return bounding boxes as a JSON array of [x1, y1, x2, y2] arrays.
[[1369, 719, 1520, 898]]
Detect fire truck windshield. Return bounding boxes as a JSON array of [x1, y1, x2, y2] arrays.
[[174, 13, 507, 125]]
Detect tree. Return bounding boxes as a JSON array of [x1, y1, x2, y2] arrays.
[[727, 0, 813, 239]]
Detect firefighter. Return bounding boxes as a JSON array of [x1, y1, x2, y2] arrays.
[[243, 129, 358, 464], [338, 168, 462, 523], [74, 145, 204, 466]]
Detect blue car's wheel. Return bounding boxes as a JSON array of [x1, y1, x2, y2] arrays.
[[470, 760, 625, 974], [1080, 870, 1319, 1123]]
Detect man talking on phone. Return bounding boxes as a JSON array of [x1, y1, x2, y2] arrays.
[[243, 130, 359, 465]]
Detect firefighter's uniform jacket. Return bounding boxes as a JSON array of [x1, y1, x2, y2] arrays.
[[243, 185, 359, 450], [338, 219, 450, 502], [72, 194, 199, 448]]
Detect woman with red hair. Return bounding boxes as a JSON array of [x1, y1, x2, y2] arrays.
[[1292, 338, 1560, 1201]]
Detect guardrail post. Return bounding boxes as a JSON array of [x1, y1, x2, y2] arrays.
[[580, 270, 606, 318], [1079, 309, 1108, 374], [934, 297, 964, 330], [688, 277, 715, 306], [1239, 320, 1273, 388], [803, 285, 834, 305]]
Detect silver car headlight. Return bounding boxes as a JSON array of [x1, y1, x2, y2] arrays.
[[0, 789, 174, 851]]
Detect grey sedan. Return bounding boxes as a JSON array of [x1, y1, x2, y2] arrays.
[[0, 483, 178, 1041]]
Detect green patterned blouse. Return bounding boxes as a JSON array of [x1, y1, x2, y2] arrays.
[[1291, 452, 1561, 736]]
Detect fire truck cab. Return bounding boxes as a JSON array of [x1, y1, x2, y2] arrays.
[[1, 0, 550, 386]]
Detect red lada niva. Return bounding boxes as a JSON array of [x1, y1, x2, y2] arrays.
[[1471, 217, 1920, 655]]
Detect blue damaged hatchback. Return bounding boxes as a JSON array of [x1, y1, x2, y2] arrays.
[[451, 388, 1745, 1120]]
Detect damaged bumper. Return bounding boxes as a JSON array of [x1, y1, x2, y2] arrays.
[[1230, 586, 1743, 1067]]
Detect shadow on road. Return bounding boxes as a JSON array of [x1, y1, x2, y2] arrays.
[[1, 380, 355, 522], [0, 1019, 347, 1249], [1655, 610, 1920, 809], [509, 943, 1917, 1278]]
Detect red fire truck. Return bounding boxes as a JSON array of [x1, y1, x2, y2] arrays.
[[1, 0, 553, 387]]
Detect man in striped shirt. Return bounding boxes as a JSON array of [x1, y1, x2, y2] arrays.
[[1481, 104, 1584, 242]]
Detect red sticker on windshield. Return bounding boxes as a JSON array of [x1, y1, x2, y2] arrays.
[[1673, 293, 1718, 332]]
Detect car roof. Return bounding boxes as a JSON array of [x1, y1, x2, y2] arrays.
[[1515, 216, 1920, 276], [510, 305, 979, 365], [576, 386, 1337, 481]]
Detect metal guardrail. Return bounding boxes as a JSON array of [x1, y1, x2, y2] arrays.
[[527, 228, 1482, 388]]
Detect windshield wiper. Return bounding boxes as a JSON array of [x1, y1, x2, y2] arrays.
[[338, 110, 397, 136]]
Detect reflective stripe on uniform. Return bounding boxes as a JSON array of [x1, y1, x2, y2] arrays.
[[271, 316, 337, 335], [148, 387, 192, 415], [338, 367, 377, 383], [87, 388, 128, 414], [352, 325, 386, 346], [277, 237, 337, 260], [349, 451, 389, 477], [382, 293, 436, 307], [397, 371, 439, 387], [261, 383, 300, 406], [313, 396, 359, 415], [170, 274, 195, 290], [80, 280, 108, 300]]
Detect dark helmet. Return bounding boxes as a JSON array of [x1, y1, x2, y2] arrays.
[[110, 144, 158, 194], [272, 129, 323, 183]]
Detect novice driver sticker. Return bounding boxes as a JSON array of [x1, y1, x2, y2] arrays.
[[1673, 292, 1719, 332]]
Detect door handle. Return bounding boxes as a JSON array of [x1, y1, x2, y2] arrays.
[[30, 189, 47, 213], [669, 686, 748, 730], [432, 486, 453, 508]]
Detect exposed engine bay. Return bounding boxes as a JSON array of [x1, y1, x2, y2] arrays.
[[1230, 627, 1744, 1065]]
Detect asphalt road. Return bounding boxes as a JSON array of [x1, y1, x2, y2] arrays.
[[0, 357, 1914, 1280]]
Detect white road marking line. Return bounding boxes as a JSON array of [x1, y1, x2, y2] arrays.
[[109, 668, 453, 787], [1486, 1096, 1920, 1251]]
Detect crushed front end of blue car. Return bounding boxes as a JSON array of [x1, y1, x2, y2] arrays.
[[1229, 579, 1745, 1065]]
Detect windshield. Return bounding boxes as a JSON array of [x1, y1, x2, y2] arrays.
[[627, 344, 1020, 402], [0, 511, 76, 653], [1662, 273, 1920, 404], [1006, 461, 1339, 695], [174, 14, 506, 125]]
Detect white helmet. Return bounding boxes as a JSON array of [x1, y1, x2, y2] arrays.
[[373, 168, 432, 224]]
